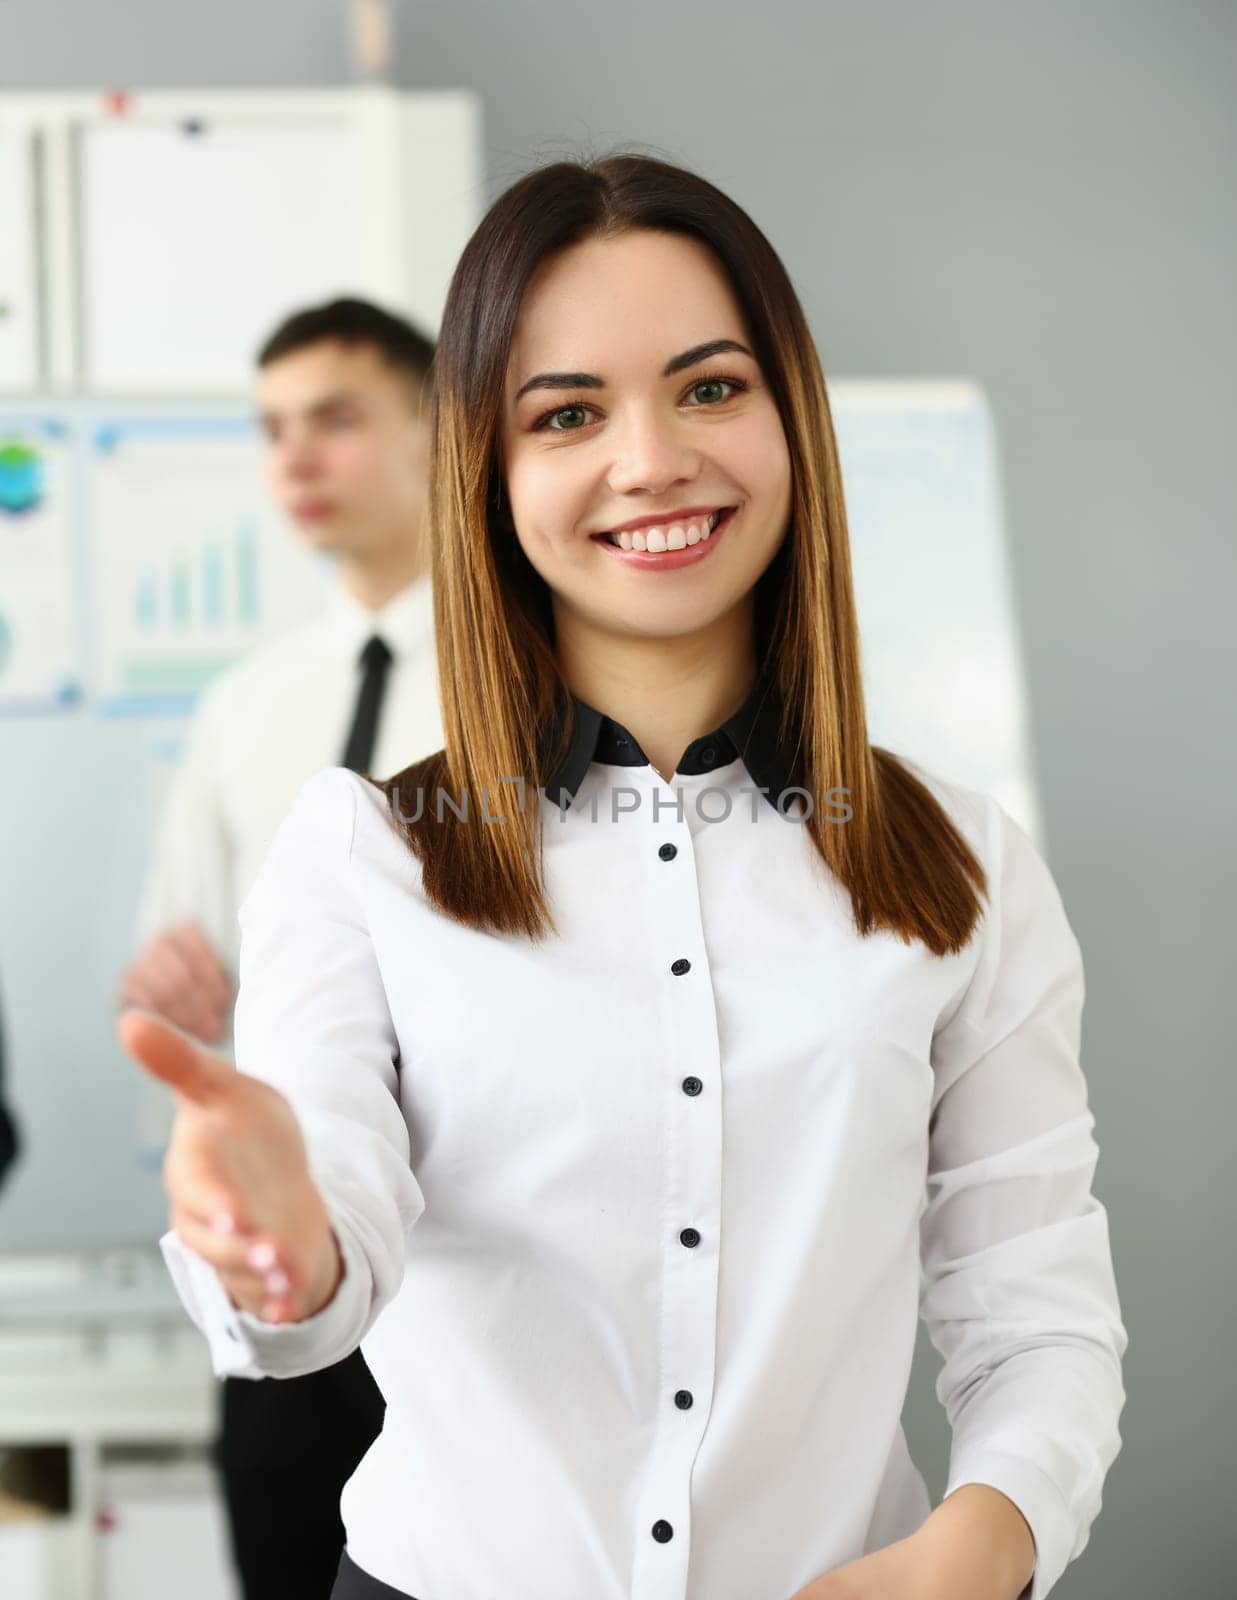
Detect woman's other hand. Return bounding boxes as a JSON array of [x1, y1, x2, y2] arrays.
[[786, 1483, 1036, 1600], [785, 1535, 937, 1600], [117, 1008, 342, 1325]]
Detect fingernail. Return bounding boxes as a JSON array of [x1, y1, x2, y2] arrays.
[[212, 1212, 236, 1236], [247, 1241, 276, 1271], [266, 1269, 290, 1295]]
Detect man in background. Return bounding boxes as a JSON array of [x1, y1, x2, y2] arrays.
[[116, 297, 443, 1599]]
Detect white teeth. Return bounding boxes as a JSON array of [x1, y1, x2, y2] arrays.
[[605, 509, 727, 552]]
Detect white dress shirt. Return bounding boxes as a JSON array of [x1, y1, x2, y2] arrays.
[[159, 669, 1127, 1600], [132, 571, 442, 1054]]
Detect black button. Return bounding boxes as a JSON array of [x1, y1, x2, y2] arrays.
[[674, 1389, 693, 1409], [670, 958, 691, 976], [680, 1227, 700, 1248], [658, 842, 677, 861], [681, 1076, 702, 1096], [651, 1520, 674, 1543], [700, 745, 717, 763]]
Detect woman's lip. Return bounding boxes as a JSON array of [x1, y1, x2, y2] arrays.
[[591, 506, 736, 569]]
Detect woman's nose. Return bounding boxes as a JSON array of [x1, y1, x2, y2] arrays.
[[606, 405, 699, 493]]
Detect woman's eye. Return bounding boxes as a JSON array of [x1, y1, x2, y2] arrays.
[[539, 404, 593, 433], [686, 377, 742, 405], [533, 374, 746, 434]]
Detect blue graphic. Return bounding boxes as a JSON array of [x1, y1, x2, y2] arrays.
[[0, 439, 44, 514]]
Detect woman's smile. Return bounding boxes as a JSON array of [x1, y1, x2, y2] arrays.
[[589, 505, 737, 569]]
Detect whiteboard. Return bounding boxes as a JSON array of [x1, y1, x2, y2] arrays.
[[831, 379, 1041, 845], [0, 125, 40, 389], [78, 119, 366, 390]]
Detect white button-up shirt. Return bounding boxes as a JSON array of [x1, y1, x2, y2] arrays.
[[160, 671, 1127, 1600], [132, 571, 442, 1048]]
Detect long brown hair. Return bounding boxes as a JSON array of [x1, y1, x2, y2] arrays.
[[372, 151, 987, 958]]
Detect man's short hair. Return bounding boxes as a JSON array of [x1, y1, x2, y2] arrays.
[[257, 297, 436, 399]]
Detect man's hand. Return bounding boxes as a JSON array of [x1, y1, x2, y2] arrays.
[[117, 1008, 342, 1325], [117, 920, 234, 1045]]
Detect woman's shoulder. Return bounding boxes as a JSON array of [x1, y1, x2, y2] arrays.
[[272, 765, 409, 862], [314, 764, 433, 892]]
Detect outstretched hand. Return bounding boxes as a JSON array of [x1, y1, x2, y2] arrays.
[[117, 1008, 342, 1325]]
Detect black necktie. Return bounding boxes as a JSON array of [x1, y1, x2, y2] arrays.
[[340, 634, 394, 775]]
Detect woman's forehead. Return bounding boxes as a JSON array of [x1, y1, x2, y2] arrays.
[[506, 249, 748, 399]]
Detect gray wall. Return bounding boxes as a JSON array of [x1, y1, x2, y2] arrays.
[[4, 2, 1233, 1594]]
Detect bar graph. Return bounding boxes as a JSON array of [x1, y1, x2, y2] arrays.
[[90, 417, 331, 706], [131, 521, 261, 634]]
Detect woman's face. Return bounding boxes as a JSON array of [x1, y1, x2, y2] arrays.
[[499, 229, 792, 651]]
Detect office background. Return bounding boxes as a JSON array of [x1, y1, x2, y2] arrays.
[[3, 2, 1233, 1595]]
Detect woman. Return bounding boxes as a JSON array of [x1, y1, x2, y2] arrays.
[[120, 152, 1126, 1600]]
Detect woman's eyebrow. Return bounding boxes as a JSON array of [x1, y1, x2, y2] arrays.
[[513, 338, 753, 402]]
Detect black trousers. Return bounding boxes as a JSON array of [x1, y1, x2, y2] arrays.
[[332, 1549, 422, 1598], [215, 1347, 386, 1600]]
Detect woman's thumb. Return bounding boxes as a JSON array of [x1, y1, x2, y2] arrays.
[[117, 1008, 232, 1109]]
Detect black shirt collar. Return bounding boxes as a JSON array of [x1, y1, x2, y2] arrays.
[[542, 665, 797, 813]]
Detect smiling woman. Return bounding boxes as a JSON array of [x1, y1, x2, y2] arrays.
[[134, 150, 1127, 1600], [394, 157, 989, 952]]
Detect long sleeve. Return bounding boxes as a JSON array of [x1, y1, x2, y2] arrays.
[[129, 683, 240, 1158], [919, 795, 1128, 1600], [132, 678, 239, 992], [159, 765, 426, 1379]]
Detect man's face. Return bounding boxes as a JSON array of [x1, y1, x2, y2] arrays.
[[257, 339, 431, 561]]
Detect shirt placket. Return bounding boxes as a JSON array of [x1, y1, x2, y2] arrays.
[[629, 771, 725, 1600]]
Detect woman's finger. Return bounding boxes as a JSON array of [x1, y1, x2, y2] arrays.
[[217, 1260, 304, 1324], [119, 1009, 232, 1108], [170, 1205, 263, 1272], [170, 1206, 303, 1303], [172, 1211, 301, 1316], [217, 1264, 288, 1318]]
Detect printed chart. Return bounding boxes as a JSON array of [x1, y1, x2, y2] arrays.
[[0, 416, 81, 710], [88, 417, 332, 708]]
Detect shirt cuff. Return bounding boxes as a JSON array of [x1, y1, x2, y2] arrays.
[[158, 1220, 372, 1380], [944, 1449, 1073, 1600]]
